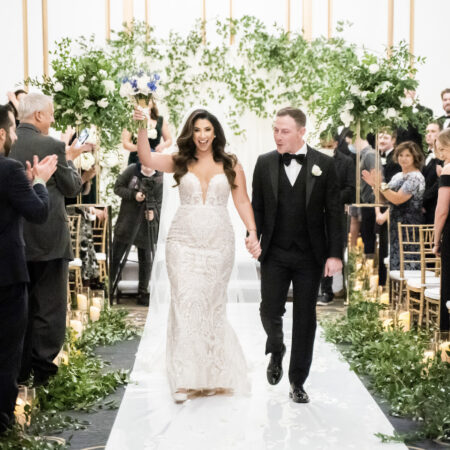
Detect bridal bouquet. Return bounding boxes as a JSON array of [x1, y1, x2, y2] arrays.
[[119, 71, 160, 134]]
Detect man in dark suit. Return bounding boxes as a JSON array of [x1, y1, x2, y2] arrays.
[[10, 93, 82, 386], [250, 107, 342, 403], [0, 105, 57, 433], [438, 88, 450, 130], [317, 135, 355, 305], [422, 121, 444, 224]]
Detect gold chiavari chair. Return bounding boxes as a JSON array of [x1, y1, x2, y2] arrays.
[[68, 215, 83, 297], [406, 225, 441, 326], [390, 223, 434, 308]]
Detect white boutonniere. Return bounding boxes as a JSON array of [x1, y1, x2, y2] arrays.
[[147, 127, 157, 139], [312, 165, 322, 176]]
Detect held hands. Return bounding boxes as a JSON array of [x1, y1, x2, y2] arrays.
[[135, 191, 146, 202], [324, 257, 343, 277], [433, 243, 441, 257], [25, 154, 58, 183], [245, 231, 261, 259]]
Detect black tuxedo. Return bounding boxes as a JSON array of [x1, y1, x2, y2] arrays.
[[0, 155, 49, 432], [422, 155, 443, 224], [437, 115, 450, 129], [382, 150, 401, 183], [252, 147, 342, 386]]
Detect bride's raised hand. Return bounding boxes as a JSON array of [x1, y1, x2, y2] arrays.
[[133, 106, 146, 123]]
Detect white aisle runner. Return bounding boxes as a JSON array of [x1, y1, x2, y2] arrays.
[[106, 303, 406, 450]]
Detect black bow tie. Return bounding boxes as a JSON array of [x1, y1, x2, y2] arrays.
[[282, 153, 306, 166]]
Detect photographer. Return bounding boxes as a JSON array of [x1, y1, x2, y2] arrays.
[[111, 163, 163, 305]]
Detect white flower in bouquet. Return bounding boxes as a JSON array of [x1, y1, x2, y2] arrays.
[[102, 80, 116, 95], [97, 98, 109, 108], [350, 85, 361, 96], [137, 76, 151, 95], [340, 110, 354, 127], [360, 91, 369, 99], [62, 109, 74, 116], [368, 63, 380, 74], [98, 69, 108, 78], [148, 127, 157, 139], [368, 105, 377, 113], [78, 75, 85, 82], [73, 152, 96, 171], [83, 99, 94, 109], [54, 82, 64, 92], [101, 151, 120, 168], [91, 76, 97, 81], [400, 96, 414, 108], [385, 108, 398, 119], [119, 81, 135, 98]]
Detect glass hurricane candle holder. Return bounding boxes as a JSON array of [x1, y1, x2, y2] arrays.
[[76, 287, 90, 311]]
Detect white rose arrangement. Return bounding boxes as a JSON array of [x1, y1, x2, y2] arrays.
[[73, 152, 96, 171]]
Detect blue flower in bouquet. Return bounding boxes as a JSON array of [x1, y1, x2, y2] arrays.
[[119, 71, 160, 100]]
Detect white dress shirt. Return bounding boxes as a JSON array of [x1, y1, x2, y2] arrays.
[[284, 143, 308, 186], [380, 148, 394, 166], [425, 149, 435, 167], [444, 117, 450, 130]]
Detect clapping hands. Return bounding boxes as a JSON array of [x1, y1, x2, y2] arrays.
[[25, 154, 58, 183], [245, 231, 261, 260]]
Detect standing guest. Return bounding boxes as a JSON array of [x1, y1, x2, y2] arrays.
[[423, 121, 444, 224], [363, 141, 425, 270], [318, 134, 355, 305], [374, 128, 402, 286], [7, 89, 27, 126], [0, 105, 57, 433], [433, 129, 450, 331], [9, 93, 82, 387], [122, 98, 172, 165], [110, 163, 163, 306], [252, 107, 342, 403], [438, 88, 450, 130]]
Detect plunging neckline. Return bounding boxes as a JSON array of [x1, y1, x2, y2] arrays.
[[187, 171, 226, 205]]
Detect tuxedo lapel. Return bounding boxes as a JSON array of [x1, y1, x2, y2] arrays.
[[305, 146, 317, 208], [268, 151, 280, 202]]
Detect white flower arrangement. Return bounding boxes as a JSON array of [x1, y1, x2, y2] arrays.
[[73, 152, 96, 171], [148, 127, 158, 139]]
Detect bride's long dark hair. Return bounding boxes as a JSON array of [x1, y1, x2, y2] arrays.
[[173, 109, 237, 188]]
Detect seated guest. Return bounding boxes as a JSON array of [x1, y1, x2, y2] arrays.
[[363, 141, 425, 270], [0, 105, 56, 433], [318, 133, 355, 305], [423, 121, 444, 224], [9, 93, 82, 387], [433, 129, 450, 331]]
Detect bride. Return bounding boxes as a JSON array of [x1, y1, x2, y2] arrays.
[[134, 107, 261, 403]]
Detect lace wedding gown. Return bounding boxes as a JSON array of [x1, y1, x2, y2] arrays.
[[165, 171, 250, 394]]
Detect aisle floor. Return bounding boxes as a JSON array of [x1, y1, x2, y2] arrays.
[[106, 303, 406, 450]]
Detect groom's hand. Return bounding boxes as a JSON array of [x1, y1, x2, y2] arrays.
[[324, 257, 342, 277], [245, 231, 261, 259]]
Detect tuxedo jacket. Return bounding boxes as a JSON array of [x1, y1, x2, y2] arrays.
[[0, 155, 49, 286], [10, 123, 82, 261], [382, 151, 401, 183], [252, 147, 342, 265], [422, 157, 443, 222], [437, 115, 450, 129], [333, 150, 355, 206]]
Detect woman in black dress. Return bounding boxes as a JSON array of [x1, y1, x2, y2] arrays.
[[434, 129, 450, 331], [122, 98, 172, 165]]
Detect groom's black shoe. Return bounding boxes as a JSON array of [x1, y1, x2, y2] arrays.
[[289, 383, 310, 403], [266, 344, 286, 385]]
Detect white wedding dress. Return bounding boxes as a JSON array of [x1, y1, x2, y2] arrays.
[[164, 171, 250, 394]]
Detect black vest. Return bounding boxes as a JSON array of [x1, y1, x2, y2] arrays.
[[271, 161, 312, 252]]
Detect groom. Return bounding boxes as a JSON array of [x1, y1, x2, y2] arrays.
[[250, 107, 342, 403]]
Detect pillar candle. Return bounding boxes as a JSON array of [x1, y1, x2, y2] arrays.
[[89, 306, 101, 322], [92, 297, 103, 309], [69, 319, 83, 339], [397, 311, 411, 331], [77, 294, 88, 310]]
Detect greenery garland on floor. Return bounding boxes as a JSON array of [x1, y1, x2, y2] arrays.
[[0, 308, 139, 449], [321, 293, 450, 444]]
